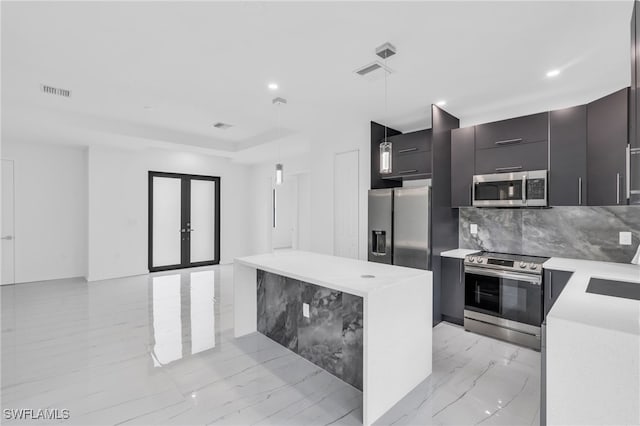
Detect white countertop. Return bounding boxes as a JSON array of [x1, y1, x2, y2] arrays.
[[440, 248, 480, 259], [234, 250, 430, 298], [544, 257, 640, 335], [545, 257, 640, 425]]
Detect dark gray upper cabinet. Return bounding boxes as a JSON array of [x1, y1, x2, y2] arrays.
[[391, 129, 432, 156], [440, 256, 464, 325], [475, 112, 548, 150], [544, 269, 573, 317], [475, 141, 548, 175], [451, 127, 475, 208], [549, 105, 587, 206], [383, 129, 433, 180], [587, 87, 629, 206]]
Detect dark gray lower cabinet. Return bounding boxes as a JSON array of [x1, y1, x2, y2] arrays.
[[441, 257, 465, 325], [475, 141, 548, 175], [451, 127, 475, 208], [543, 269, 573, 317], [549, 105, 587, 206]]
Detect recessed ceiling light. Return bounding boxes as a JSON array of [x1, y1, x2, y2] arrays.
[[546, 69, 561, 78], [268, 82, 278, 90], [143, 105, 153, 110], [436, 100, 447, 107]]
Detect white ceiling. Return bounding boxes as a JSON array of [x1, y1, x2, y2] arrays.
[[1, 1, 634, 163]]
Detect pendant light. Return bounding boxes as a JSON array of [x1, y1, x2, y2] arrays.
[[273, 97, 287, 185], [376, 42, 396, 175]]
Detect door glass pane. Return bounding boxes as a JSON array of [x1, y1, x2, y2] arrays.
[[190, 180, 215, 263], [2, 159, 15, 285], [152, 177, 181, 267]]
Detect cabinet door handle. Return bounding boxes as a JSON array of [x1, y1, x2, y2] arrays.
[[578, 177, 582, 205], [469, 184, 472, 205], [495, 166, 523, 172], [626, 144, 631, 200], [398, 147, 418, 153], [616, 173, 621, 204], [398, 169, 418, 174], [495, 138, 523, 146], [459, 262, 463, 285], [549, 272, 553, 300], [522, 175, 526, 202]]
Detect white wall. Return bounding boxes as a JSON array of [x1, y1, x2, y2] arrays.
[[87, 145, 251, 281], [307, 122, 370, 260], [2, 142, 88, 283]]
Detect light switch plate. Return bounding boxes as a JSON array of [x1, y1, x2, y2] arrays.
[[619, 231, 632, 245], [303, 303, 310, 318], [470, 224, 478, 235]]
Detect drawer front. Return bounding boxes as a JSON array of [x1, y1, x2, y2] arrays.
[[390, 129, 432, 155], [387, 151, 432, 179], [475, 112, 548, 150], [475, 141, 548, 174]]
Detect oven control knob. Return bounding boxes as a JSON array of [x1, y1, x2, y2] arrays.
[[477, 258, 484, 264], [469, 257, 475, 263], [531, 264, 538, 270], [520, 262, 527, 268]]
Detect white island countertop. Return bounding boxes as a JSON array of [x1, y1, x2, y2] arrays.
[[235, 250, 430, 298], [234, 250, 433, 426], [544, 257, 640, 425]]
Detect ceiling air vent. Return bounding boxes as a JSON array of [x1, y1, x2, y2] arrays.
[[40, 84, 71, 98], [212, 122, 233, 130]]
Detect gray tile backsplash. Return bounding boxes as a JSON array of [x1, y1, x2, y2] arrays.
[[459, 206, 640, 263]]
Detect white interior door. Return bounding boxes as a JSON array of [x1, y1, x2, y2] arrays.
[[152, 176, 182, 268], [2, 159, 15, 285], [334, 150, 359, 259], [190, 179, 216, 263]]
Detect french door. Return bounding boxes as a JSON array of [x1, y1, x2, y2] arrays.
[[148, 171, 220, 272]]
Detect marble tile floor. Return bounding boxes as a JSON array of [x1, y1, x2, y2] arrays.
[[1, 265, 540, 425]]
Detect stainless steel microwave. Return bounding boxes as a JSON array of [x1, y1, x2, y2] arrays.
[[472, 170, 547, 207]]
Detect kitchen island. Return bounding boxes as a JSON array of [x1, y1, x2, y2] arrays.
[[544, 257, 640, 426], [234, 250, 432, 426]]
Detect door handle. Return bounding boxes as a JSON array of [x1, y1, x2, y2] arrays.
[[616, 173, 621, 204], [1, 235, 13, 241]]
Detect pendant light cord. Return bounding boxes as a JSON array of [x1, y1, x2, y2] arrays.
[[384, 52, 388, 142]]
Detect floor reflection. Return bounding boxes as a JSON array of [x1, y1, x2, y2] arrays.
[[149, 269, 216, 367]]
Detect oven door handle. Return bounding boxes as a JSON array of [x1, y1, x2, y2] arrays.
[[465, 266, 542, 285]]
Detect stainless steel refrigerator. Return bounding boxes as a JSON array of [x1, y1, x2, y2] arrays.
[[368, 186, 431, 270]]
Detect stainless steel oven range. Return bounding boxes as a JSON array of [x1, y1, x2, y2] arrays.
[[464, 251, 549, 350]]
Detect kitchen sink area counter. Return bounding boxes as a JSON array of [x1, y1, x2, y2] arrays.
[[543, 257, 640, 425], [233, 251, 433, 426]]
